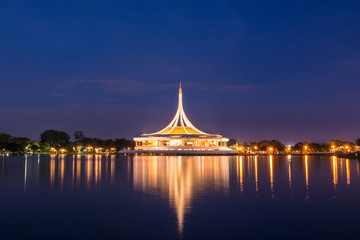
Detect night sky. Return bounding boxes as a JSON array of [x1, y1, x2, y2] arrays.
[[1, 0, 359, 144]]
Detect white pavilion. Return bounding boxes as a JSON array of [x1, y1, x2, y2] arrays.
[[129, 83, 236, 155]]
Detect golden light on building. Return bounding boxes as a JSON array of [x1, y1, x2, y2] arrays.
[[128, 84, 236, 155]]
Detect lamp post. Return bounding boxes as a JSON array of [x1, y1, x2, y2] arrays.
[[345, 145, 349, 153], [331, 145, 335, 153], [268, 147, 273, 154]]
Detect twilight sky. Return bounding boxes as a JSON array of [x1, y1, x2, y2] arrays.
[[1, 0, 359, 144]]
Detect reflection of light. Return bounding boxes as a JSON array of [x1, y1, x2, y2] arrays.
[[72, 156, 75, 186], [133, 156, 229, 235], [50, 156, 55, 186], [76, 155, 81, 188], [94, 155, 102, 187], [254, 156, 258, 193], [288, 157, 292, 193], [305, 155, 309, 200], [111, 155, 115, 183], [269, 155, 274, 198], [60, 158, 65, 191], [346, 159, 350, 185], [24, 155, 28, 192], [332, 156, 338, 197], [86, 155, 93, 190], [239, 156, 243, 193]]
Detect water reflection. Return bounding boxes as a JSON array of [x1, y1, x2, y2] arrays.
[[269, 155, 274, 199], [133, 156, 230, 235], [305, 155, 309, 200], [0, 154, 360, 237]]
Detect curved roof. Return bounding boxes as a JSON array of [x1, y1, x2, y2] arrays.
[[142, 83, 217, 137]]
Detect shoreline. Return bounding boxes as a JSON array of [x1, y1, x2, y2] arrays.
[[2, 152, 359, 159]]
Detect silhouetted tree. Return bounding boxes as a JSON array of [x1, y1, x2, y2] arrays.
[[40, 129, 70, 147], [257, 140, 285, 152], [73, 131, 85, 143], [228, 138, 238, 147]]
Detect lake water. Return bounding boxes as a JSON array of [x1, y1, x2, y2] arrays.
[[0, 155, 359, 239]]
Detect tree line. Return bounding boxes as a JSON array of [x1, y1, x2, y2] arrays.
[[228, 138, 360, 153], [0, 130, 134, 154]]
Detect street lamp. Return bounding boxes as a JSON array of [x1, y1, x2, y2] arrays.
[[268, 147, 273, 153], [331, 145, 335, 153]]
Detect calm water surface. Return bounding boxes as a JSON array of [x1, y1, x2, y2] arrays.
[[0, 155, 359, 239]]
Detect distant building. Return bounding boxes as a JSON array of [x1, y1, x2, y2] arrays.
[[130, 84, 236, 155]]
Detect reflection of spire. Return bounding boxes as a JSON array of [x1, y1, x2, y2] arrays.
[[145, 83, 208, 135], [132, 156, 229, 236]]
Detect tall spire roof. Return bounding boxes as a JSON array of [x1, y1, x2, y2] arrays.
[[144, 84, 208, 135]]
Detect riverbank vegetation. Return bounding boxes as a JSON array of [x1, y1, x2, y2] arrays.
[[1, 130, 359, 158], [0, 130, 134, 155], [228, 138, 360, 156]]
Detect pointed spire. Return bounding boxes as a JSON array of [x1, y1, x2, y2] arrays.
[[143, 82, 209, 135]]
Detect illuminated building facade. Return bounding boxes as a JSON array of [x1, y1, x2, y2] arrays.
[[132, 84, 236, 154]]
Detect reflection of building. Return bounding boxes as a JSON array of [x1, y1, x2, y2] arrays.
[[133, 156, 230, 234], [128, 84, 236, 154]]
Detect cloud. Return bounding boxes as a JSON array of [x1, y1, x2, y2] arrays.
[[219, 84, 269, 92], [342, 60, 360, 69], [100, 79, 151, 94], [61, 79, 268, 96]]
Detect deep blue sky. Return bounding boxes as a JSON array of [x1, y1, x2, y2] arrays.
[[1, 0, 359, 144]]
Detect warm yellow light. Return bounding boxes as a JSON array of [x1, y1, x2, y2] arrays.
[[59, 148, 66, 153], [254, 146, 258, 150], [331, 145, 335, 149], [304, 145, 308, 150], [268, 147, 273, 151], [345, 145, 349, 149], [287, 147, 291, 151]]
